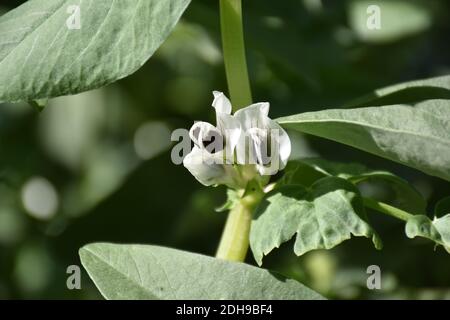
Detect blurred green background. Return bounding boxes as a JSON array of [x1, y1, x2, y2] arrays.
[[0, 0, 449, 299]]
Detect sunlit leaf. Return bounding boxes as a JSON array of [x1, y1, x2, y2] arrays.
[[345, 75, 450, 107], [282, 158, 426, 214], [277, 99, 450, 182], [0, 0, 191, 103], [250, 177, 382, 265], [79, 243, 324, 300]]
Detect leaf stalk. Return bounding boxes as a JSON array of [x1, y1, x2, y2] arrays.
[[363, 197, 414, 222]]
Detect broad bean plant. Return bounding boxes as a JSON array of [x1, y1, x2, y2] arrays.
[[1, 0, 449, 300]]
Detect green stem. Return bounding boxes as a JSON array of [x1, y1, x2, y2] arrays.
[[363, 197, 413, 222], [220, 0, 252, 110], [216, 190, 263, 261], [215, 0, 255, 262]]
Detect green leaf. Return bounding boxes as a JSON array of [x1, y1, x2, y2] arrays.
[[405, 215, 450, 253], [215, 188, 240, 213], [250, 177, 382, 265], [282, 158, 426, 214], [348, 0, 432, 43], [79, 243, 324, 300], [28, 98, 48, 112], [277, 99, 450, 182], [435, 196, 450, 217], [405, 196, 450, 253], [284, 158, 374, 181], [345, 75, 450, 108], [0, 0, 191, 103], [279, 160, 329, 188]]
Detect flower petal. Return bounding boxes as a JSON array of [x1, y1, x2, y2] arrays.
[[212, 91, 232, 115], [256, 164, 279, 176], [247, 128, 270, 166], [267, 119, 291, 169], [235, 118, 291, 175], [216, 113, 241, 161], [183, 146, 227, 186], [247, 127, 280, 176], [183, 146, 245, 188], [234, 102, 270, 131], [189, 121, 222, 151]]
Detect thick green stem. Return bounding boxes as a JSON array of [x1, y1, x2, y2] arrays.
[[220, 0, 252, 110], [216, 190, 263, 261], [215, 0, 255, 262], [363, 197, 414, 222]]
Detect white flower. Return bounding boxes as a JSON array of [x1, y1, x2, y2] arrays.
[[183, 91, 291, 189]]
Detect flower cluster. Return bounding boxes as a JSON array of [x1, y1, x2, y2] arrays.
[[183, 91, 291, 189]]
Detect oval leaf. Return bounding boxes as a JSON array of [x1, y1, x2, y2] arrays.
[[79, 243, 324, 300], [277, 99, 450, 182], [345, 74, 450, 107], [250, 177, 382, 265], [0, 0, 191, 103], [282, 158, 426, 214]]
